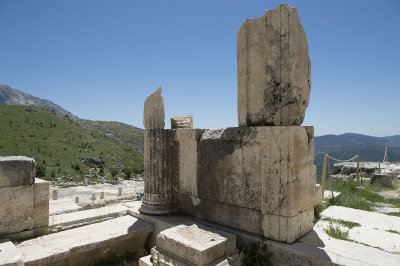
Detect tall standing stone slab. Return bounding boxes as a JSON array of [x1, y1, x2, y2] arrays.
[[237, 4, 311, 126]]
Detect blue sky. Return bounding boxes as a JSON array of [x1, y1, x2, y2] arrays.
[[0, 0, 399, 136]]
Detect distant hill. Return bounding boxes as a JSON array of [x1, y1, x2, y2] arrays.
[[0, 105, 143, 181], [78, 120, 144, 152], [0, 84, 78, 120], [314, 133, 400, 178], [0, 84, 144, 152]]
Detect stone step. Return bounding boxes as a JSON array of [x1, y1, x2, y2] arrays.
[[48, 204, 128, 232], [0, 238, 24, 266], [18, 215, 153, 266]]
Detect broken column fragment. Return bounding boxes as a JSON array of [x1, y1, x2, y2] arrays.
[[143, 86, 165, 129], [171, 115, 193, 129], [140, 87, 177, 215], [237, 4, 311, 126]]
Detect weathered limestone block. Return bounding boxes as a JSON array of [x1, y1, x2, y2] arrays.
[[260, 126, 315, 217], [33, 178, 50, 230], [197, 127, 264, 211], [237, 4, 311, 126], [176, 126, 315, 243], [0, 156, 35, 187], [143, 87, 165, 129], [140, 129, 179, 215], [0, 185, 34, 236], [371, 173, 392, 187], [171, 115, 193, 129], [175, 128, 204, 198], [152, 224, 237, 266], [262, 207, 314, 244]]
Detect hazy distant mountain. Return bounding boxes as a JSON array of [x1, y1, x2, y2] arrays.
[[314, 133, 400, 176], [0, 84, 78, 120]]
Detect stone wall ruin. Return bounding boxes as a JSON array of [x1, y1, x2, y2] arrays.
[[140, 4, 315, 244]]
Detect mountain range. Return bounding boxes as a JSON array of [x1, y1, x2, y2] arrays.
[[1, 84, 399, 178], [0, 84, 144, 152], [0, 84, 78, 120]]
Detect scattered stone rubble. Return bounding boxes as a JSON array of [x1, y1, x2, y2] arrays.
[[333, 161, 400, 187]]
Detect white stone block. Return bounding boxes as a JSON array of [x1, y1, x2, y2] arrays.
[[0, 156, 35, 187], [0, 185, 34, 236]]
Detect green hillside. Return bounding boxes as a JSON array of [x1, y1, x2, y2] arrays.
[[78, 119, 144, 152], [0, 105, 143, 182]]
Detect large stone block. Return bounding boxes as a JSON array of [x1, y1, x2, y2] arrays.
[[154, 224, 237, 266], [237, 4, 311, 126], [260, 126, 315, 217], [0, 156, 35, 187], [0, 185, 34, 236], [197, 127, 264, 210], [33, 178, 50, 229], [175, 126, 315, 243]]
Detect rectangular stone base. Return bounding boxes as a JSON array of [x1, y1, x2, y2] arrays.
[[153, 224, 238, 266], [174, 126, 315, 243]]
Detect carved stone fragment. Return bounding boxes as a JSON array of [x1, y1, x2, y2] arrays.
[[171, 115, 193, 129], [237, 4, 311, 126], [143, 87, 165, 129]]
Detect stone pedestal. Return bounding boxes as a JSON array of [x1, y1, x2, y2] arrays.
[[139, 129, 179, 215], [150, 224, 238, 266], [176, 126, 315, 243]]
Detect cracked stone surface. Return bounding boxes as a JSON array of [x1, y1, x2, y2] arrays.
[[143, 87, 165, 129], [237, 4, 311, 126]]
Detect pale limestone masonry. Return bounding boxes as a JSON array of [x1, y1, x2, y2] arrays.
[[143, 86, 165, 129], [0, 156, 35, 187], [171, 115, 193, 129], [0, 156, 49, 240], [150, 224, 239, 266], [175, 127, 315, 243], [140, 4, 314, 244], [140, 88, 178, 215], [33, 179, 50, 231], [237, 4, 311, 126]]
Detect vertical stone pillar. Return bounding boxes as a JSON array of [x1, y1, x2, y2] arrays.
[[140, 87, 178, 215], [237, 4, 311, 127]]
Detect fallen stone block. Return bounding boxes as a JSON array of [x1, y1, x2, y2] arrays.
[[371, 173, 392, 187], [0, 156, 35, 188], [171, 115, 193, 129]]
